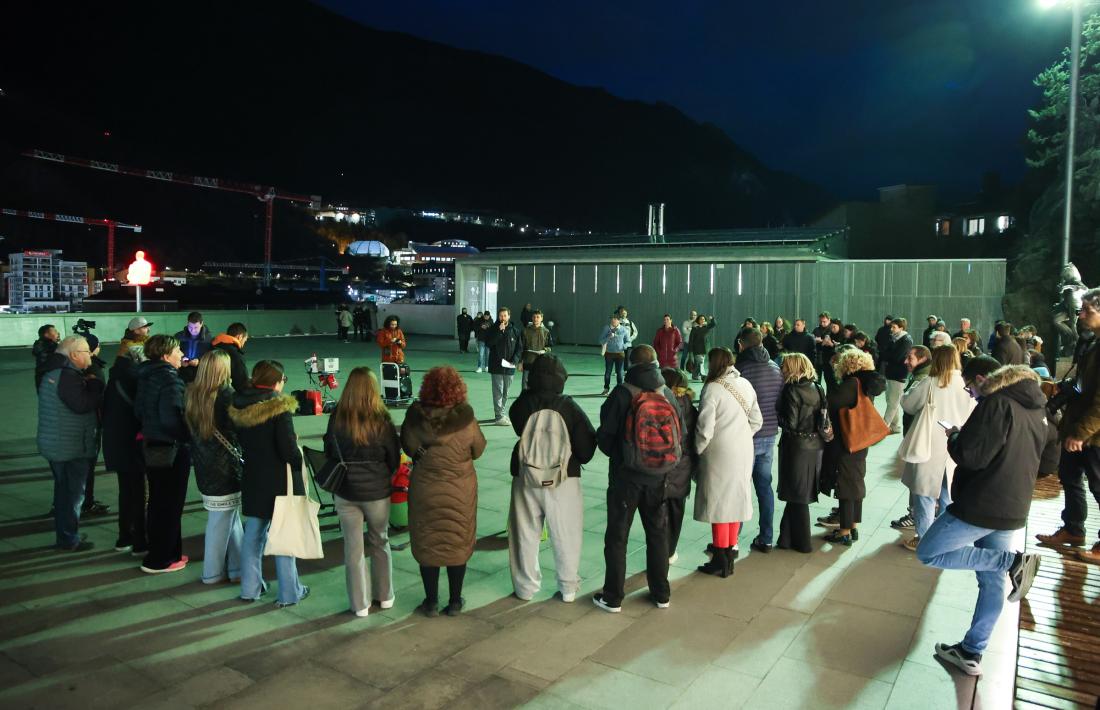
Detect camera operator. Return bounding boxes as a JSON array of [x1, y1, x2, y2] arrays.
[[1037, 289, 1100, 564]]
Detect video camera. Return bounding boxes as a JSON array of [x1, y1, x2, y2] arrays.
[[304, 354, 340, 390], [72, 318, 96, 336]]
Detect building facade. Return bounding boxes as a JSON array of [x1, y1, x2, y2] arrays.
[[6, 249, 89, 312]]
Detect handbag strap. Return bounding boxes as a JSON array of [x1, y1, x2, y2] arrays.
[[212, 428, 240, 459], [717, 378, 752, 418], [114, 378, 134, 406]]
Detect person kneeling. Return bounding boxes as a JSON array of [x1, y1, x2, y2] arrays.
[[508, 355, 597, 602]]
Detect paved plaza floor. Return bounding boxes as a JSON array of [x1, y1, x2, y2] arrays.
[[0, 334, 1020, 709]]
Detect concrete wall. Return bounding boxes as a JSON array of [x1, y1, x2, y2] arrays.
[[0, 305, 456, 347]]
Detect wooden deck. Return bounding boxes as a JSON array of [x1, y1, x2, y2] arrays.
[[1016, 474, 1100, 709]]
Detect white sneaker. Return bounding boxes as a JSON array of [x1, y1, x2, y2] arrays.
[[560, 591, 576, 603], [476, 367, 482, 373], [495, 416, 511, 426], [378, 597, 395, 610], [355, 608, 370, 618], [669, 552, 679, 564], [655, 599, 670, 609]]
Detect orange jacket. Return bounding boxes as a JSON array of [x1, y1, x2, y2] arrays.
[[376, 327, 406, 363]]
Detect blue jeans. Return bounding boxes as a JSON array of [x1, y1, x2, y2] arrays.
[[752, 436, 776, 545], [912, 475, 951, 538], [240, 516, 307, 605], [603, 356, 624, 389], [678, 348, 691, 371], [477, 342, 489, 370], [203, 505, 244, 584], [917, 512, 1016, 654], [49, 459, 90, 547]]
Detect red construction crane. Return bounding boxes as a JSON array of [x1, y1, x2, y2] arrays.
[[22, 149, 321, 286], [1, 207, 142, 278]]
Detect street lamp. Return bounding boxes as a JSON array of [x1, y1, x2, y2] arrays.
[[1041, 0, 1084, 265]]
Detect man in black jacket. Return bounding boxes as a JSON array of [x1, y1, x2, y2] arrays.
[[922, 315, 939, 349], [593, 345, 686, 613], [32, 323, 60, 390], [456, 308, 474, 353], [736, 328, 784, 552], [881, 317, 913, 434], [212, 323, 250, 392], [781, 319, 816, 362], [991, 322, 1026, 365], [874, 316, 893, 371], [486, 307, 523, 425], [916, 364, 1055, 676], [507, 354, 596, 602]]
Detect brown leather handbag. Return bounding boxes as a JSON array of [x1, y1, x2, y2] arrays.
[[838, 378, 890, 453]]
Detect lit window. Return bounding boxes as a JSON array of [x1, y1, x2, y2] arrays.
[[709, 264, 715, 295], [661, 264, 667, 294], [615, 265, 620, 294], [996, 215, 1012, 232], [594, 265, 598, 293], [965, 218, 985, 237], [638, 264, 643, 293], [937, 219, 950, 236]]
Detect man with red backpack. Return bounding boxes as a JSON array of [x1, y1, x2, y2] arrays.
[[594, 345, 687, 613]]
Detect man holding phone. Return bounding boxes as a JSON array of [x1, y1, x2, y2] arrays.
[[915, 357, 1057, 676]]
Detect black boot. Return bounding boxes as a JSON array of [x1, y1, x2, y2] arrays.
[[697, 544, 725, 576], [723, 547, 735, 577]]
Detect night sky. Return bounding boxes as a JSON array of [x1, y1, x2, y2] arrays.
[[317, 0, 1069, 201]]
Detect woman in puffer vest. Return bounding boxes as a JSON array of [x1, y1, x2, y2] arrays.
[[185, 350, 244, 585]]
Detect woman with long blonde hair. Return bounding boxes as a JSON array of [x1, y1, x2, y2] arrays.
[[185, 350, 244, 584], [325, 367, 401, 617], [899, 345, 975, 548], [776, 353, 824, 553]]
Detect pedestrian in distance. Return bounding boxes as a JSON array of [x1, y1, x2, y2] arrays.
[[474, 311, 493, 373], [679, 309, 698, 370], [881, 317, 913, 433], [37, 335, 105, 551], [376, 315, 407, 364], [185, 350, 245, 585], [694, 347, 763, 576], [486, 306, 523, 424], [776, 353, 825, 553], [325, 366, 401, 616], [401, 366, 487, 617], [229, 360, 310, 607], [598, 313, 629, 395], [456, 307, 474, 353], [688, 314, 718, 380], [508, 354, 596, 602], [521, 310, 552, 390], [652, 313, 683, 369], [336, 304, 353, 343]]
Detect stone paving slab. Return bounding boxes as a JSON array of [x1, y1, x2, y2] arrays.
[[0, 334, 1015, 708]]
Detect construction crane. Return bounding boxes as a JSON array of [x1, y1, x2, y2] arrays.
[[23, 149, 321, 286], [1, 207, 142, 277]]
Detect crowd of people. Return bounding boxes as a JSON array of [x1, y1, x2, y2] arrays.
[[32, 293, 1090, 678]]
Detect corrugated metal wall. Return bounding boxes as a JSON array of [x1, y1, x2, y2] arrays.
[[458, 259, 1005, 346]]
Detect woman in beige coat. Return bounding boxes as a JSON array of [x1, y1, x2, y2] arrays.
[[401, 366, 487, 617], [694, 348, 763, 577], [899, 345, 975, 548]]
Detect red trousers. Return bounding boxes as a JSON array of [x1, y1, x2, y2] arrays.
[[712, 522, 741, 548]]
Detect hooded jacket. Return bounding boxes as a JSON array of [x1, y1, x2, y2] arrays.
[[597, 360, 687, 484], [32, 337, 58, 390], [211, 334, 249, 392], [324, 415, 400, 502], [736, 346, 783, 438], [229, 389, 303, 519], [508, 355, 597, 478], [134, 360, 187, 444], [401, 401, 487, 566], [947, 366, 1057, 530]]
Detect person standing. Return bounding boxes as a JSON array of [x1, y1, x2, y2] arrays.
[[819, 348, 886, 545], [79, 334, 111, 517], [353, 305, 367, 341], [103, 345, 147, 554], [326, 367, 401, 616], [521, 310, 552, 390], [474, 311, 493, 373], [773, 316, 790, 343], [617, 306, 639, 359], [694, 347, 764, 576], [679, 309, 698, 370], [661, 367, 697, 563], [508, 354, 597, 602], [336, 305, 353, 343], [922, 315, 940, 349], [776, 353, 825, 553], [881, 317, 913, 434], [456, 307, 474, 354], [782, 319, 816, 363], [1037, 289, 1100, 563], [887, 344, 932, 531], [135, 334, 191, 573], [760, 322, 781, 360], [212, 323, 250, 393], [599, 314, 629, 395], [230, 360, 310, 607], [117, 316, 152, 362], [32, 323, 61, 390], [594, 345, 685, 612], [376, 316, 407, 364], [401, 366, 487, 616], [688, 314, 718, 381], [735, 328, 784, 552], [175, 311, 210, 384], [899, 345, 976, 550], [185, 350, 244, 584], [652, 314, 683, 369], [917, 364, 1053, 676], [520, 303, 535, 328], [874, 316, 894, 371], [486, 307, 523, 425], [991, 322, 1026, 365], [37, 335, 104, 551]]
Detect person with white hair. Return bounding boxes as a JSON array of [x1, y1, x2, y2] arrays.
[[929, 331, 952, 349], [37, 335, 106, 551]]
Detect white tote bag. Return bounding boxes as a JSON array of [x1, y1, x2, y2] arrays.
[[265, 459, 324, 559], [897, 383, 935, 464]]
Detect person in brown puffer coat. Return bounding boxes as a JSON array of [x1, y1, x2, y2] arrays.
[[401, 365, 487, 617]]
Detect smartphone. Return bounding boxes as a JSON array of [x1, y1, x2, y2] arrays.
[[937, 420, 954, 431]]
